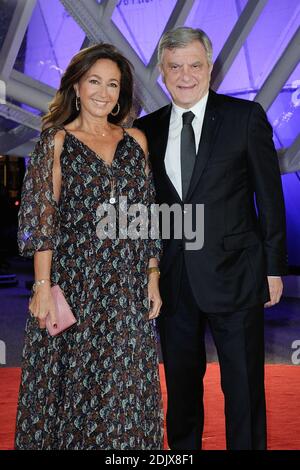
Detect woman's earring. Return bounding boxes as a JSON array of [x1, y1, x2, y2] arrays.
[[110, 102, 120, 116], [75, 96, 80, 111]]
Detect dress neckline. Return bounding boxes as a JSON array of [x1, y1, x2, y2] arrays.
[[62, 127, 127, 168]]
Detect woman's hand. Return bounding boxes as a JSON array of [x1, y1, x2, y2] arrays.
[[29, 284, 57, 330], [148, 274, 162, 320]]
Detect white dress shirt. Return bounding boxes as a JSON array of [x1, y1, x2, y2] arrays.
[[164, 92, 209, 200]]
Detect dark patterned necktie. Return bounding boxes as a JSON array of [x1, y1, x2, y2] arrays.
[[181, 111, 196, 201]]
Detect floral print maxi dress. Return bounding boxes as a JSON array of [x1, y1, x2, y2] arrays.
[[15, 127, 163, 450]]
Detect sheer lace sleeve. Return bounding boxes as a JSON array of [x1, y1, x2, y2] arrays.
[[18, 127, 61, 258]]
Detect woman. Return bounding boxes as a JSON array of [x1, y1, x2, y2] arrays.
[[15, 43, 163, 450]]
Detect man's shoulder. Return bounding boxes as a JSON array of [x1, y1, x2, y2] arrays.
[[212, 90, 261, 113]]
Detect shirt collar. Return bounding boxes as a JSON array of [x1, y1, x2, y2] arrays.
[[172, 91, 209, 121]]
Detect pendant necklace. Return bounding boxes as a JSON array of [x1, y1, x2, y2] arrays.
[[109, 174, 116, 204], [106, 163, 117, 205]]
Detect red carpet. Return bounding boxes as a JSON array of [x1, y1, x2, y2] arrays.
[[0, 364, 299, 450]]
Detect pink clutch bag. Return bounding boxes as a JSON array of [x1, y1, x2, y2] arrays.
[[46, 285, 77, 336]]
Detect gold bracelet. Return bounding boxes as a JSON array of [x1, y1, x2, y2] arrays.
[[32, 279, 51, 291], [147, 267, 160, 277]]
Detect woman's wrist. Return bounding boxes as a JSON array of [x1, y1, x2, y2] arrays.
[[147, 267, 160, 277], [33, 279, 51, 292], [148, 270, 160, 285]]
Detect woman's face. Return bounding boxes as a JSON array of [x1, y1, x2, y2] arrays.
[[74, 58, 121, 119]]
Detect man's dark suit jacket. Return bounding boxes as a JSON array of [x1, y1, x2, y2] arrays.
[[134, 89, 288, 315]]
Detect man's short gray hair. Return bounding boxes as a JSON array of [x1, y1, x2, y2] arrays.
[[158, 27, 213, 66]]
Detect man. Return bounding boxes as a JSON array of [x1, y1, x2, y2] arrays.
[[134, 27, 288, 450]]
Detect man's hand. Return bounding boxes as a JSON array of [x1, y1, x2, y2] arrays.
[[264, 277, 283, 308]]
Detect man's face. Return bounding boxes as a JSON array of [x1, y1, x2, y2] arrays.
[[160, 40, 213, 109]]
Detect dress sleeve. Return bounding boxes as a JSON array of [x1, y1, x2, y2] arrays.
[[146, 161, 162, 262], [18, 127, 61, 258]]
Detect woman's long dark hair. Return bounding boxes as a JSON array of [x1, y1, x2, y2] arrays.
[[42, 43, 134, 129]]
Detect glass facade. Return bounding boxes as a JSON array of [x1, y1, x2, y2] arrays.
[[112, 0, 177, 65], [14, 0, 85, 89], [268, 64, 300, 150]]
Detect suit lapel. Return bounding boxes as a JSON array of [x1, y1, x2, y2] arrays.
[[186, 90, 223, 201], [152, 104, 182, 203], [152, 104, 171, 163]]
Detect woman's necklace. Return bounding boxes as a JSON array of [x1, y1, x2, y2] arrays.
[[105, 163, 117, 205], [103, 128, 123, 204], [109, 175, 116, 204]]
